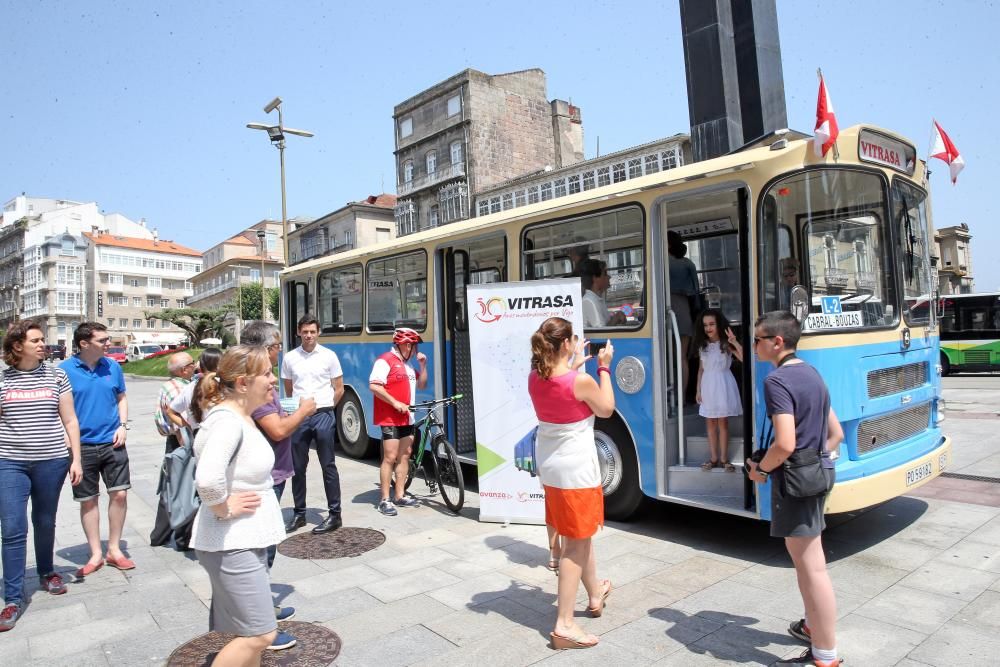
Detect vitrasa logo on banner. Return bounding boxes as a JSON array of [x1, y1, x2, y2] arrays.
[[473, 294, 575, 324], [517, 491, 545, 503], [858, 130, 916, 175]]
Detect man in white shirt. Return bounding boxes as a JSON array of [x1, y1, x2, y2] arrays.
[[280, 314, 345, 534], [579, 259, 626, 328]]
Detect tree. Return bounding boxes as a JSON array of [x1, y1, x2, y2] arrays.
[[146, 307, 231, 346], [235, 283, 282, 321]]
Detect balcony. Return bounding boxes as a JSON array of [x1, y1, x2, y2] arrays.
[[397, 162, 465, 197]]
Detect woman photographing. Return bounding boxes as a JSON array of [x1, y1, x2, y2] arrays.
[[528, 317, 615, 650]]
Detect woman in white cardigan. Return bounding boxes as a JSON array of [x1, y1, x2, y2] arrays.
[[190, 345, 286, 666]]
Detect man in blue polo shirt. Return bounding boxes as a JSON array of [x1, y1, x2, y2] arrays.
[[61, 322, 133, 575]]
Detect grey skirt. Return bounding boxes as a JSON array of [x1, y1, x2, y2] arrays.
[[670, 292, 694, 337], [196, 548, 276, 636]]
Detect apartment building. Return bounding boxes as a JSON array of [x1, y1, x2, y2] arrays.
[[189, 220, 285, 317], [287, 194, 396, 265], [392, 68, 584, 236], [86, 231, 202, 346], [935, 223, 975, 295]]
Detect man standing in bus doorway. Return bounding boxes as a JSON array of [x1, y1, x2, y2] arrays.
[[369, 327, 428, 516], [281, 314, 345, 534], [746, 311, 844, 667]]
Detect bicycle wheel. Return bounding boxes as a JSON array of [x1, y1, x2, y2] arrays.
[[430, 435, 465, 513]]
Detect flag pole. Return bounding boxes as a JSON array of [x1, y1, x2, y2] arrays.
[[924, 118, 936, 185], [817, 68, 840, 161]]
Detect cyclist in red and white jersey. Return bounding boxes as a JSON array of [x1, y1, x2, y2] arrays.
[[369, 328, 427, 516]]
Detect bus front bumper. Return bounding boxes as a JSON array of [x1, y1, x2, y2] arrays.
[[825, 436, 952, 514]]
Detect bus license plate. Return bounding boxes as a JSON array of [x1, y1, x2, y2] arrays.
[[905, 461, 933, 486], [805, 311, 864, 330]]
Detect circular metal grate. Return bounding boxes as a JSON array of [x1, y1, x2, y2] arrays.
[[277, 526, 385, 560], [166, 621, 341, 666]]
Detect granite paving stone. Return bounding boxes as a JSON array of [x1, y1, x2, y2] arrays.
[[854, 584, 968, 635], [829, 613, 928, 667], [335, 622, 457, 667], [409, 625, 554, 667], [907, 619, 1000, 666], [359, 566, 462, 603], [951, 589, 1000, 634], [897, 559, 999, 601]]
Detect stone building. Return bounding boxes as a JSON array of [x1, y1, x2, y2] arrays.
[[85, 231, 202, 347], [474, 135, 691, 219], [188, 221, 286, 335], [288, 194, 396, 265], [935, 222, 975, 295], [0, 220, 25, 331], [392, 68, 584, 236]]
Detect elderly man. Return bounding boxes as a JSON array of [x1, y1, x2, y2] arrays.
[[149, 351, 197, 551]]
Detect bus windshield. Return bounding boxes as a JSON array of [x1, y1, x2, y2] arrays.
[[760, 168, 897, 331]]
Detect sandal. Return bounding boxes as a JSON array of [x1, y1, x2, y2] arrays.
[[586, 579, 613, 617], [700, 460, 718, 471], [550, 630, 599, 650], [546, 554, 560, 574], [723, 462, 736, 472]]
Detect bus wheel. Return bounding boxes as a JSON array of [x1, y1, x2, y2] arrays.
[[940, 352, 952, 377], [337, 391, 373, 459], [594, 419, 643, 521]]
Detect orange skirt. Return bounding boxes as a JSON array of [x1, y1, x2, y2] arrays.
[[543, 484, 604, 539]]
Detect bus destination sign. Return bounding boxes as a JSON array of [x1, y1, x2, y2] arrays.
[[858, 130, 916, 176]]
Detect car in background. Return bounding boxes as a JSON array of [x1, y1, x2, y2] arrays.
[[146, 345, 188, 359], [45, 344, 66, 361], [105, 346, 128, 364], [125, 343, 165, 362]]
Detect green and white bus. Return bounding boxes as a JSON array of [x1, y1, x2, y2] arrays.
[[938, 293, 1000, 374]]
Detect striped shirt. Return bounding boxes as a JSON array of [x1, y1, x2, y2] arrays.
[[0, 363, 73, 461]]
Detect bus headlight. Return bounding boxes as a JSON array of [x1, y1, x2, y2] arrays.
[[935, 363, 943, 377], [614, 356, 645, 395], [936, 398, 946, 424]]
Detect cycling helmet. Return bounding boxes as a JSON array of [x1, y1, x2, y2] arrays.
[[393, 327, 423, 345]]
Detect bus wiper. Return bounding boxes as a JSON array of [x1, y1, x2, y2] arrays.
[[899, 193, 915, 282]]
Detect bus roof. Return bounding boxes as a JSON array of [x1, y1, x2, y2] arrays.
[[284, 124, 921, 276]]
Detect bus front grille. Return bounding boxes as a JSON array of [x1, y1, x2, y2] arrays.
[[866, 362, 927, 398], [857, 403, 931, 455]]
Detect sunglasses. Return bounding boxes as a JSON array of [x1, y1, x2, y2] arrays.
[[753, 335, 776, 345]]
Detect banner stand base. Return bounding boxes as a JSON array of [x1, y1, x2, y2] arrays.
[[479, 514, 547, 526]]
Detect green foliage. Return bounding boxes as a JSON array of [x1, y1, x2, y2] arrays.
[[235, 283, 282, 321], [122, 348, 204, 377], [145, 308, 231, 346]]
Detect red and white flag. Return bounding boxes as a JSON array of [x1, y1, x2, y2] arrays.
[[814, 71, 839, 157], [930, 119, 965, 184]]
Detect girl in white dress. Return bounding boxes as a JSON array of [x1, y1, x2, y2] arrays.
[[694, 309, 744, 472]]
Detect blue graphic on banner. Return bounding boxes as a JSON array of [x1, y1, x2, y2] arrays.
[[821, 296, 842, 314]]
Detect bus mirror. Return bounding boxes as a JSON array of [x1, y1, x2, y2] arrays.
[[790, 285, 810, 326]]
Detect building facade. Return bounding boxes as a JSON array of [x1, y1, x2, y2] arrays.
[[473, 135, 690, 219], [392, 68, 584, 236], [0, 220, 25, 331], [288, 194, 396, 265], [86, 232, 202, 346], [188, 221, 285, 329], [935, 223, 975, 295]]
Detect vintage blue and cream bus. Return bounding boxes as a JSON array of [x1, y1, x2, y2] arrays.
[[281, 125, 950, 521]]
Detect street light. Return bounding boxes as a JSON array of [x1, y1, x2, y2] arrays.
[[256, 229, 267, 320], [247, 97, 314, 270]]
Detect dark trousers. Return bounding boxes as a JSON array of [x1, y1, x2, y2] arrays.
[[266, 480, 285, 569], [290, 410, 341, 517], [150, 434, 193, 549]]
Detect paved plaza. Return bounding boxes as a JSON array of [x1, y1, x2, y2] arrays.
[[0, 373, 998, 666]]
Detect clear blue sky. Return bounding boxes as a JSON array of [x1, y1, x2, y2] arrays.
[[4, 1, 998, 288]]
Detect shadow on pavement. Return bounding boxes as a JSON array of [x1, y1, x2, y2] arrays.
[[648, 606, 798, 664]]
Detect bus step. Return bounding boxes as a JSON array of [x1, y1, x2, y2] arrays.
[[668, 493, 747, 514], [682, 433, 745, 465], [667, 464, 745, 496]]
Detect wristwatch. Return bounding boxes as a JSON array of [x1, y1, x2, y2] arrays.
[[120, 422, 129, 430]]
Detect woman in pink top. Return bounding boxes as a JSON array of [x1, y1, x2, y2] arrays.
[[528, 317, 616, 650]]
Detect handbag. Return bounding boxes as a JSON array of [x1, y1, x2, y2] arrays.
[[161, 426, 242, 530]]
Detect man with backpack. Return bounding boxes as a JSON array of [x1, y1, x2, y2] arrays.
[[149, 352, 197, 550]]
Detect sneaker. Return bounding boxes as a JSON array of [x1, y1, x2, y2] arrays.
[[274, 605, 296, 621], [0, 604, 21, 632], [774, 648, 843, 666], [377, 499, 398, 516], [39, 573, 67, 596], [266, 630, 297, 651], [788, 618, 811, 643], [394, 495, 419, 508]]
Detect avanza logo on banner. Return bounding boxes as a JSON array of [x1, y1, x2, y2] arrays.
[[474, 294, 575, 324]]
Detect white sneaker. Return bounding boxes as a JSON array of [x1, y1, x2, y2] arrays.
[[377, 499, 398, 516]]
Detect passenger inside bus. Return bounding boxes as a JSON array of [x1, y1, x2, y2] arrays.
[[578, 259, 626, 327], [779, 257, 801, 309]]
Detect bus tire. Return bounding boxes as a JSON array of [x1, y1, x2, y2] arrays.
[[594, 418, 643, 521], [337, 390, 374, 459], [940, 351, 951, 377]]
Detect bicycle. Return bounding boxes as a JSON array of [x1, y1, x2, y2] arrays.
[[402, 394, 465, 513]]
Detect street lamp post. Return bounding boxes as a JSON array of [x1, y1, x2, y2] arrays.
[[247, 98, 314, 271], [256, 229, 267, 320]]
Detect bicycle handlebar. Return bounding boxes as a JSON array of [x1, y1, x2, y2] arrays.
[[408, 394, 463, 412]]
